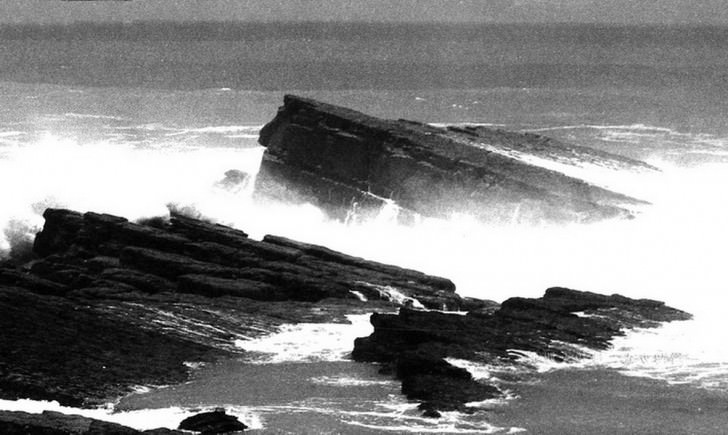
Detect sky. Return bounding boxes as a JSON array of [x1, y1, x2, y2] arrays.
[[0, 0, 727, 25]]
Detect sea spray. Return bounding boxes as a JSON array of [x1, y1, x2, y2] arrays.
[[3, 131, 728, 389], [2, 134, 728, 312]]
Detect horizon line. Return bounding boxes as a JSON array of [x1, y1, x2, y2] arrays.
[[1, 20, 728, 28]]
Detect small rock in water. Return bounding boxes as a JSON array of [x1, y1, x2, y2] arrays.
[[421, 408, 442, 418], [217, 169, 250, 192], [178, 408, 248, 434]]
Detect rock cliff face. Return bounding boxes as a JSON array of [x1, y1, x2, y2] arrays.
[[256, 95, 651, 223]]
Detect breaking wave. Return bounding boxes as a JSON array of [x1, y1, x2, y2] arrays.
[[1, 121, 728, 391]]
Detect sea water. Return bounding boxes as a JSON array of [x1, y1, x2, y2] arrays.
[[1, 23, 728, 432]]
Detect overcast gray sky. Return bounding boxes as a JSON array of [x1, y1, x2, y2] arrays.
[[1, 0, 727, 25]]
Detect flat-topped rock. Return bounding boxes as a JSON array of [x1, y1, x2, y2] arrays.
[[256, 95, 651, 223]]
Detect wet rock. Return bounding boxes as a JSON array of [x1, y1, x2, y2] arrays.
[[177, 274, 280, 299], [25, 208, 463, 308], [256, 95, 651, 223], [353, 288, 690, 412], [0, 208, 468, 408], [396, 351, 500, 412], [0, 266, 68, 296], [0, 285, 221, 406], [216, 169, 250, 192], [178, 409, 247, 434], [0, 410, 182, 434], [0, 206, 690, 422]]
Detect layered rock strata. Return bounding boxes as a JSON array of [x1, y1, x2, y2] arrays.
[[0, 208, 690, 427], [256, 95, 652, 223], [352, 287, 691, 414], [0, 208, 476, 407]]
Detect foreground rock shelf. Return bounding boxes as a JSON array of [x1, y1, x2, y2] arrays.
[[1, 208, 473, 408], [0, 208, 690, 430], [0, 410, 180, 434], [256, 95, 653, 223]]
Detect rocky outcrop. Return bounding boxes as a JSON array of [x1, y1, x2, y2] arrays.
[[27, 208, 463, 308], [0, 208, 478, 408], [352, 287, 691, 414], [0, 285, 222, 407], [256, 95, 651, 223], [0, 207, 691, 427], [178, 409, 247, 434], [0, 410, 180, 435]]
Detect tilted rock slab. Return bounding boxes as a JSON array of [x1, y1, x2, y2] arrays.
[[257, 95, 651, 223]]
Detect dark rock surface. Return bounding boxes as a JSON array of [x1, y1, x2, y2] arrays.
[[0, 208, 471, 408], [0, 410, 180, 435], [256, 95, 652, 223], [0, 207, 692, 428], [353, 287, 691, 413], [178, 409, 247, 434]]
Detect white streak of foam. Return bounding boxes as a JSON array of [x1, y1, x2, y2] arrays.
[[356, 282, 425, 309], [165, 125, 262, 136], [64, 113, 125, 121], [467, 139, 657, 198], [344, 421, 510, 434], [349, 290, 368, 302], [505, 349, 582, 373], [524, 123, 679, 134], [310, 376, 394, 387], [447, 358, 498, 382], [345, 407, 522, 434], [0, 131, 25, 138], [234, 314, 373, 363]]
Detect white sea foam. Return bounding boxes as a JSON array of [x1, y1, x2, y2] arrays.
[[350, 290, 368, 301], [429, 122, 507, 128], [64, 112, 125, 121], [0, 131, 25, 138], [2, 134, 727, 319], [1, 126, 728, 389], [165, 125, 262, 136], [0, 135, 263, 255], [237, 398, 523, 434], [310, 375, 394, 387], [525, 123, 679, 134], [355, 283, 426, 309], [574, 316, 728, 390], [235, 314, 373, 363], [466, 139, 657, 196]]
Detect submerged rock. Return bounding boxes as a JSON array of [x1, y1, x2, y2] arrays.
[[256, 95, 652, 223]]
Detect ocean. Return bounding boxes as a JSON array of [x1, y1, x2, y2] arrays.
[[2, 22, 728, 433]]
